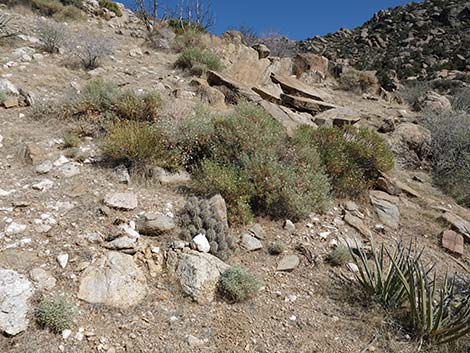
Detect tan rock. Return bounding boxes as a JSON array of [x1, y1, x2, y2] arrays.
[[3, 96, 19, 108], [271, 73, 332, 102], [23, 143, 45, 165], [441, 230, 464, 256], [293, 53, 329, 78], [280, 93, 337, 115]]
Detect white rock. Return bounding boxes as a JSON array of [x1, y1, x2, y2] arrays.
[[62, 329, 72, 339], [118, 224, 140, 239], [104, 192, 138, 210], [32, 179, 54, 191], [5, 222, 26, 235], [0, 79, 19, 95], [0, 188, 14, 197], [35, 160, 53, 174], [29, 268, 56, 290], [0, 134, 3, 147], [0, 269, 34, 335], [57, 254, 69, 269], [53, 155, 70, 167], [346, 263, 359, 273], [59, 162, 80, 178], [193, 233, 210, 253]]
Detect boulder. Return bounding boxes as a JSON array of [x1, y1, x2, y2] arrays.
[[209, 194, 229, 230], [277, 255, 300, 271], [78, 252, 147, 307], [173, 250, 230, 304], [271, 73, 332, 102], [369, 190, 400, 229], [104, 192, 138, 210], [344, 211, 371, 237], [389, 123, 431, 168], [0, 79, 19, 95], [439, 212, 470, 242], [252, 44, 271, 59], [293, 53, 329, 78], [206, 70, 261, 103], [0, 269, 33, 336], [29, 268, 56, 290], [241, 233, 263, 251], [137, 213, 176, 236], [441, 230, 464, 256], [312, 107, 361, 127], [280, 93, 337, 115], [417, 91, 451, 113]]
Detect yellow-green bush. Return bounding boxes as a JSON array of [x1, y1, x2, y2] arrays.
[[98, 0, 122, 17], [293, 125, 393, 198], [175, 47, 223, 76], [30, 0, 84, 21], [219, 267, 262, 302]]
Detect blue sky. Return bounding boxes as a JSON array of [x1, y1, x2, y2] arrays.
[[122, 0, 417, 40]]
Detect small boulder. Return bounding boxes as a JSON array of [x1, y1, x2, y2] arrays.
[[137, 213, 176, 235], [193, 234, 211, 253], [0, 269, 34, 336], [441, 230, 464, 256], [277, 255, 300, 271], [241, 233, 263, 251], [252, 44, 271, 59], [104, 192, 138, 210]]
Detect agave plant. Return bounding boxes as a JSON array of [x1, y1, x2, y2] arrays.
[[392, 260, 470, 345], [348, 242, 420, 309]]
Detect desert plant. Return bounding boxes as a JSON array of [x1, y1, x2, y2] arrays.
[[175, 47, 223, 76], [167, 18, 206, 35], [328, 245, 352, 266], [349, 242, 418, 309], [0, 91, 6, 105], [179, 196, 235, 260], [62, 131, 80, 148], [399, 81, 431, 111], [219, 267, 262, 302], [53, 5, 84, 21], [424, 110, 470, 207], [114, 90, 161, 122], [339, 68, 379, 93], [392, 261, 470, 345], [36, 19, 66, 53], [98, 0, 122, 17], [101, 120, 172, 171], [36, 297, 76, 333], [0, 13, 15, 40], [172, 27, 206, 52], [67, 32, 114, 69], [451, 88, 470, 114], [268, 241, 286, 255], [294, 125, 394, 198], [30, 0, 84, 21]]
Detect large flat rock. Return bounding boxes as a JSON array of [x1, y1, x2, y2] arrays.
[[280, 93, 337, 115], [369, 191, 400, 229], [78, 252, 147, 307], [271, 73, 332, 102]]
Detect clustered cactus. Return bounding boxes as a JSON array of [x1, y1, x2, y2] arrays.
[[179, 197, 235, 259]]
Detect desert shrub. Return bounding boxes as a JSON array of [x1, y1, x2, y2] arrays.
[[98, 0, 122, 17], [0, 91, 6, 104], [193, 160, 254, 224], [60, 0, 83, 7], [425, 110, 470, 206], [451, 88, 470, 114], [102, 120, 173, 170], [67, 32, 114, 70], [328, 245, 351, 266], [219, 267, 262, 302], [175, 47, 223, 76], [62, 132, 80, 148], [167, 18, 205, 35], [257, 31, 296, 57], [399, 81, 431, 111], [63, 80, 162, 132], [30, 0, 83, 21], [190, 103, 331, 224], [179, 197, 235, 260], [36, 19, 66, 53], [238, 25, 259, 47], [114, 91, 161, 122], [294, 125, 394, 198], [0, 13, 14, 40], [172, 27, 206, 52], [339, 68, 379, 93], [268, 241, 286, 255], [53, 5, 84, 21], [36, 297, 76, 333]]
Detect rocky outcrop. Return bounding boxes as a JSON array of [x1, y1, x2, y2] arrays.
[[299, 0, 470, 80]]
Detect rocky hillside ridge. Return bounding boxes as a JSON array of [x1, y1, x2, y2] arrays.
[[299, 0, 470, 82], [0, 1, 469, 353]]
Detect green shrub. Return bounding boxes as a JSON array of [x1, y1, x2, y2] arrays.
[[64, 80, 161, 123], [98, 0, 122, 17], [172, 27, 206, 52], [36, 19, 66, 53], [0, 91, 6, 104], [36, 297, 76, 333], [31, 0, 63, 16], [451, 88, 470, 114], [62, 132, 81, 148], [30, 0, 83, 21], [268, 241, 286, 255], [190, 103, 331, 224], [179, 197, 235, 260], [175, 47, 223, 76], [53, 5, 84, 21], [167, 18, 206, 35], [294, 125, 393, 198], [425, 110, 470, 207], [219, 267, 262, 302], [102, 120, 172, 170], [339, 68, 379, 93], [328, 245, 351, 266]]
